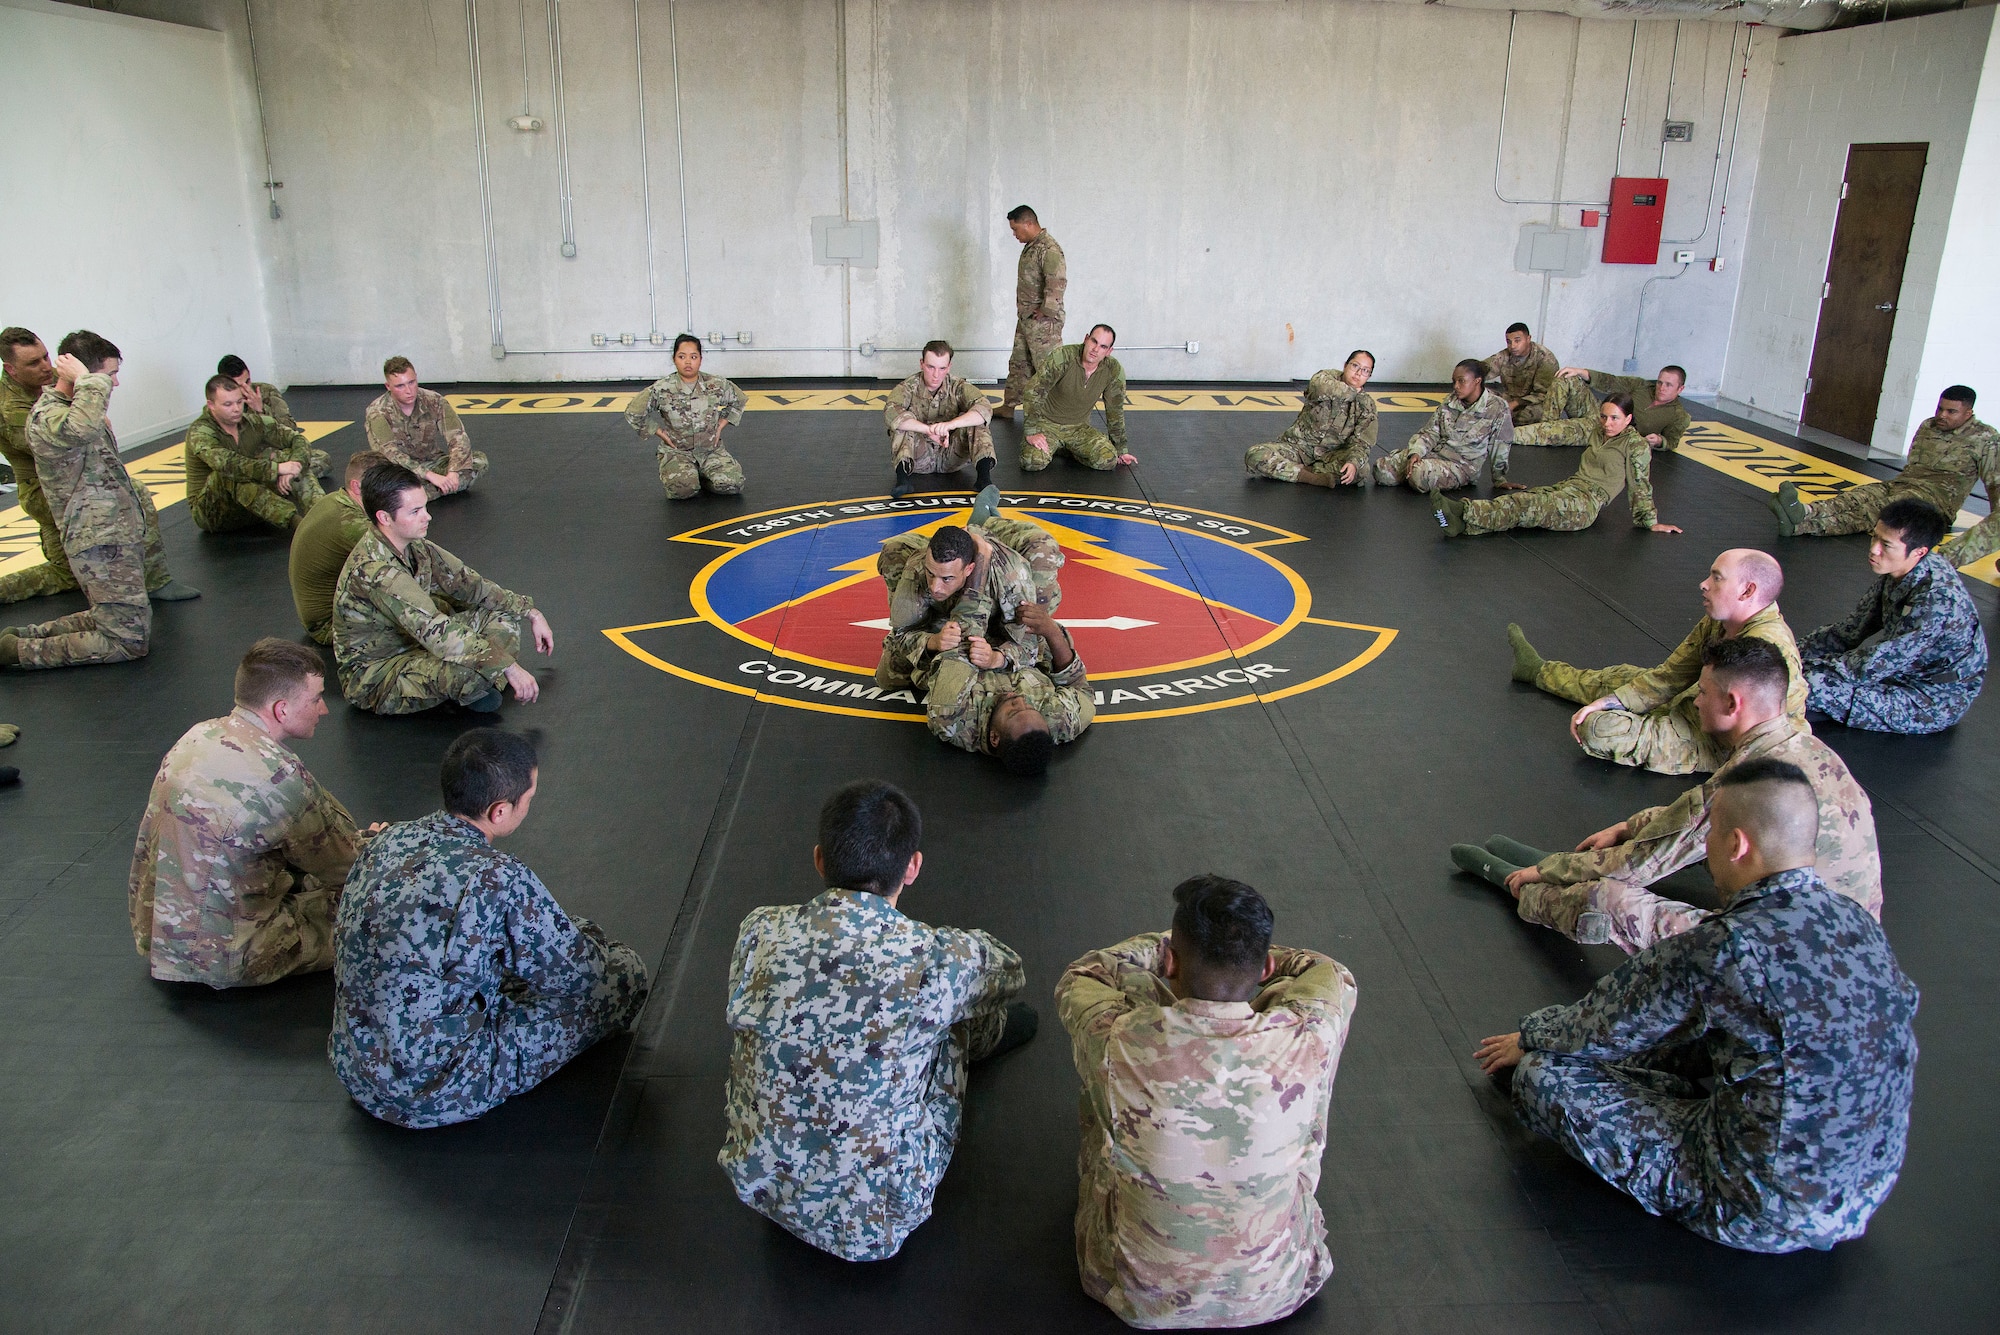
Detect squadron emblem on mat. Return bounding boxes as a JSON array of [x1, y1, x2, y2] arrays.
[[603, 491, 1395, 721]]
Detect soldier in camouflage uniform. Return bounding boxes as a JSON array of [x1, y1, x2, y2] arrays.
[[1485, 322, 1562, 425], [1436, 394, 1678, 539], [363, 356, 488, 499], [1458, 638, 1879, 953], [1373, 360, 1511, 491], [1476, 760, 1919, 1253], [624, 335, 747, 499], [1771, 385, 1997, 541], [1244, 351, 1379, 487], [1514, 548, 1807, 775], [1510, 364, 1694, 458], [925, 605, 1093, 775], [1057, 876, 1357, 1328], [332, 464, 553, 714], [129, 639, 370, 988], [720, 780, 1031, 1261], [331, 729, 648, 1129], [997, 205, 1066, 419], [875, 523, 1048, 691], [885, 341, 995, 497], [1801, 498, 1987, 733], [218, 354, 297, 431], [1023, 327, 1134, 471], [184, 376, 325, 533], [0, 328, 78, 604]]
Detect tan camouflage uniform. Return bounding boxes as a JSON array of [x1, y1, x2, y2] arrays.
[[1003, 231, 1066, 411], [1485, 340, 1562, 424], [875, 529, 1047, 690], [129, 708, 364, 988], [1798, 413, 1998, 538], [1244, 371, 1379, 485], [878, 514, 1064, 609], [0, 368, 77, 603], [363, 387, 488, 497], [1456, 424, 1655, 536], [1518, 716, 1880, 954], [624, 371, 747, 499], [1375, 388, 1513, 491], [184, 407, 325, 532], [1023, 344, 1128, 471], [1537, 604, 1811, 775], [884, 371, 994, 474], [248, 381, 296, 430], [924, 639, 1095, 756], [1509, 372, 1692, 456], [1057, 933, 1357, 1329], [332, 526, 534, 714]]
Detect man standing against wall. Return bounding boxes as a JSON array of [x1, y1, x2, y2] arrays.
[[994, 205, 1065, 423], [0, 328, 76, 605]]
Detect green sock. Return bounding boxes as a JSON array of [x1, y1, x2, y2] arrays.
[[1451, 843, 1521, 888], [1506, 624, 1543, 683], [0, 632, 18, 670], [1485, 835, 1553, 868]]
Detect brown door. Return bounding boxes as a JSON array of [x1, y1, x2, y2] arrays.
[[1802, 143, 1927, 444]]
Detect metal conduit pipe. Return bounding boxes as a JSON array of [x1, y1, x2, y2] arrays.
[[495, 342, 1201, 358], [1655, 20, 1683, 177], [1612, 21, 1637, 177], [1712, 26, 1755, 259], [1661, 22, 1737, 244], [633, 0, 662, 340], [242, 1, 281, 220], [667, 0, 695, 336], [465, 0, 506, 359], [546, 0, 577, 257], [1493, 12, 1610, 210]]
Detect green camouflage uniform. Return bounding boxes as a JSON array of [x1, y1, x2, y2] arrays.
[[1518, 716, 1879, 954], [624, 371, 747, 499], [884, 370, 994, 473], [184, 407, 325, 532], [1798, 413, 1998, 538], [1537, 603, 1810, 775], [1023, 343, 1128, 471], [1375, 388, 1512, 490], [924, 641, 1095, 756], [0, 368, 77, 603], [1485, 340, 1562, 424], [1244, 370, 1378, 485], [1057, 933, 1358, 1329], [879, 514, 1064, 609], [289, 491, 370, 644], [1003, 231, 1066, 411], [11, 374, 175, 669], [1508, 372, 1692, 456], [248, 381, 296, 430], [331, 526, 534, 714], [129, 708, 364, 988], [874, 530, 1046, 689], [1458, 424, 1655, 536], [719, 887, 1024, 1261], [363, 387, 488, 497]]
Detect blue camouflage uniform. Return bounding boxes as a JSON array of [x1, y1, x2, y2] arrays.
[[328, 811, 649, 1128], [1512, 867, 1919, 1252], [718, 887, 1025, 1261], [1800, 550, 1988, 733]]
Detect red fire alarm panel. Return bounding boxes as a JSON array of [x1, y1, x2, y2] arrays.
[[1603, 177, 1668, 263]]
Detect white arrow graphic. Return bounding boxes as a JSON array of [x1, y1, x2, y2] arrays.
[[850, 616, 1156, 631]]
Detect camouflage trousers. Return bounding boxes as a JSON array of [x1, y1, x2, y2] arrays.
[[419, 452, 490, 501], [1244, 440, 1363, 486], [1002, 315, 1063, 410], [12, 540, 152, 669], [151, 875, 342, 987], [341, 610, 519, 714], [1021, 421, 1119, 472], [1460, 480, 1608, 537], [891, 425, 994, 474], [1492, 418, 1590, 481], [1517, 873, 1708, 955], [980, 514, 1063, 608], [1804, 658, 1980, 734], [0, 439, 78, 604], [1796, 481, 1898, 537], [1946, 515, 2000, 569], [1534, 660, 1726, 774], [660, 443, 744, 500], [1542, 376, 1600, 421], [1373, 447, 1481, 492], [190, 469, 325, 534]]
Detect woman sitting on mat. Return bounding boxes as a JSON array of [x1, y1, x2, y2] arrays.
[[1431, 392, 1680, 539]]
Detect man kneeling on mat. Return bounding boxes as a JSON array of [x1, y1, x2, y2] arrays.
[[719, 780, 1035, 1261], [1057, 876, 1356, 1328], [925, 600, 1094, 775], [330, 730, 649, 1128], [1474, 758, 1919, 1253], [1453, 637, 1880, 952]]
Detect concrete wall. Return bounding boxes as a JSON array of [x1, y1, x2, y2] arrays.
[[0, 0, 274, 443], [1720, 7, 1996, 456], [1912, 13, 2000, 430], [115, 0, 1772, 393]]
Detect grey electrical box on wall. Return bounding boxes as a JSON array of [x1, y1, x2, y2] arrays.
[[1663, 120, 1695, 142], [1513, 223, 1590, 278], [812, 217, 879, 268]]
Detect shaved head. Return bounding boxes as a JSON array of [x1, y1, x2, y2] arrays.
[[1721, 548, 1783, 605], [1713, 760, 1820, 868]]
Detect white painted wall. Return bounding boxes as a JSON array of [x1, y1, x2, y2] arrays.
[[1912, 13, 2000, 431], [0, 0, 274, 445], [1720, 7, 1996, 456]]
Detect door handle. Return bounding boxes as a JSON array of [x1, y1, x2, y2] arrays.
[[1875, 303, 1895, 311]]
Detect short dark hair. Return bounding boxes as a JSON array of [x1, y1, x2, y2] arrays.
[[344, 450, 387, 485], [1659, 364, 1688, 383], [1601, 390, 1637, 418], [1345, 349, 1375, 369], [1171, 875, 1274, 971], [58, 330, 121, 372], [1940, 384, 1976, 407], [204, 374, 239, 402], [1, 327, 41, 365], [1087, 323, 1117, 346], [1505, 322, 1531, 338], [927, 525, 977, 566], [921, 339, 954, 361], [1702, 635, 1788, 704], [673, 333, 702, 357], [441, 729, 538, 818], [1453, 358, 1488, 381], [233, 637, 325, 709], [1006, 204, 1039, 224], [1715, 756, 1812, 796], [360, 461, 425, 526], [995, 724, 1054, 777], [817, 779, 922, 896], [217, 354, 249, 378], [1877, 497, 1947, 553], [382, 355, 414, 377]]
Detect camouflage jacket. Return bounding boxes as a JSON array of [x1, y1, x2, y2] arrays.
[[329, 810, 632, 1129], [1588, 371, 1692, 451], [184, 407, 309, 496], [249, 381, 295, 429], [719, 887, 1025, 1261], [363, 387, 474, 475], [1026, 344, 1128, 448], [1278, 371, 1378, 470], [0, 368, 37, 467], [884, 371, 992, 433], [1609, 602, 1811, 726], [1801, 551, 1989, 689], [1056, 933, 1357, 1328], [1569, 424, 1658, 526], [129, 708, 362, 987], [1893, 414, 2000, 518], [623, 371, 745, 453], [1519, 867, 1918, 1252], [1017, 231, 1067, 323], [332, 527, 533, 689], [1536, 715, 1882, 920], [25, 373, 148, 552], [882, 531, 1048, 675], [925, 644, 1095, 755], [1485, 340, 1560, 413], [1406, 388, 1513, 470]]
